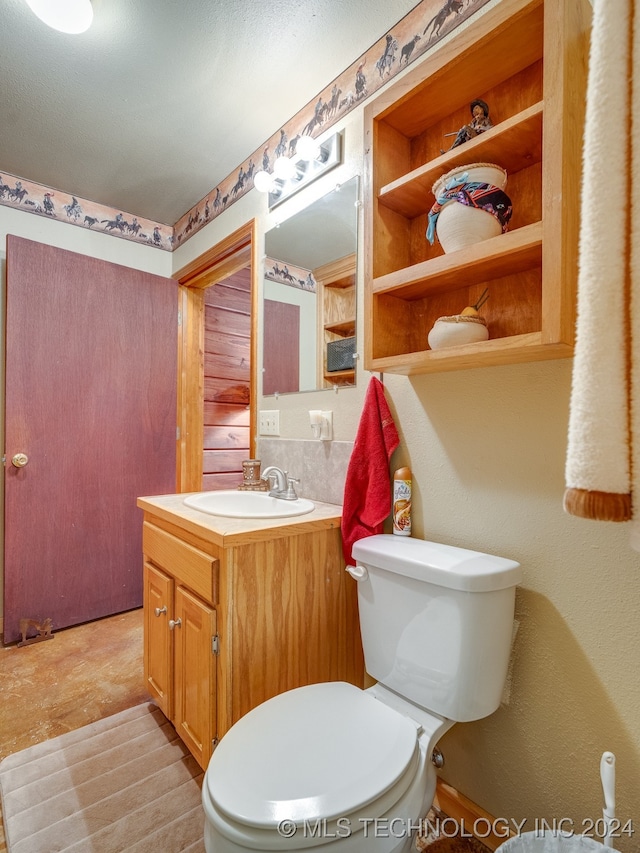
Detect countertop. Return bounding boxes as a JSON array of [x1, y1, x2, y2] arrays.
[[137, 492, 343, 548]]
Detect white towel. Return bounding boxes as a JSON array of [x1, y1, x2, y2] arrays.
[[564, 0, 639, 537], [630, 0, 640, 548]]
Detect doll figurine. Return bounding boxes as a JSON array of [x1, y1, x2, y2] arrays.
[[449, 99, 492, 149]]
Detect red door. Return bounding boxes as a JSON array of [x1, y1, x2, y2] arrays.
[[263, 299, 300, 395], [3, 235, 177, 644]]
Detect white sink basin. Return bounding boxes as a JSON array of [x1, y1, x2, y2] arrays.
[[183, 490, 315, 519]]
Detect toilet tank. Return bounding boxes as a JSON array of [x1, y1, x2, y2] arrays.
[[351, 534, 522, 722]]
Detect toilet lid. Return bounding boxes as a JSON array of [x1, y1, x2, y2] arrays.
[[207, 682, 419, 828]]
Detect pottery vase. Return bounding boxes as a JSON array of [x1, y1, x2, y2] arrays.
[[427, 314, 489, 349], [431, 163, 508, 253]]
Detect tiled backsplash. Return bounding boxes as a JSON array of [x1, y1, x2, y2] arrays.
[[257, 439, 353, 506]]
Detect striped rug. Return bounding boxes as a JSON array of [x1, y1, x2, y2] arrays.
[[0, 703, 204, 852]]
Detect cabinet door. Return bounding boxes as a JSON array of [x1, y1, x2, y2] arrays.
[[143, 562, 173, 719], [173, 585, 217, 769]]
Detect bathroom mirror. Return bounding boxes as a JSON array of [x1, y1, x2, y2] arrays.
[[263, 175, 359, 395]]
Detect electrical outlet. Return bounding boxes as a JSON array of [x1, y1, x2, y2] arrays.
[[259, 410, 280, 436]]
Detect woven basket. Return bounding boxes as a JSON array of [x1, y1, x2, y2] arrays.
[[431, 163, 507, 253]]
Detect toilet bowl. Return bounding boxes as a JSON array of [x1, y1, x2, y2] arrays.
[[202, 682, 453, 852], [203, 534, 522, 852]]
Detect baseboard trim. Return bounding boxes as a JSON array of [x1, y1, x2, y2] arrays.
[[435, 779, 512, 852]]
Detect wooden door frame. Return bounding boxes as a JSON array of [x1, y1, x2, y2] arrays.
[[174, 220, 258, 492]]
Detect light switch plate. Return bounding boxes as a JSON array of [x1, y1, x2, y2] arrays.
[[259, 410, 280, 435]]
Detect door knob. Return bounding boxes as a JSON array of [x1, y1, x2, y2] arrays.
[[169, 618, 182, 630], [11, 453, 29, 468]]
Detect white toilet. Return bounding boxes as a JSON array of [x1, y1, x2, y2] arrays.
[[202, 533, 522, 852]]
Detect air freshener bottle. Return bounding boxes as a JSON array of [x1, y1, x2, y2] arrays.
[[392, 467, 412, 536]]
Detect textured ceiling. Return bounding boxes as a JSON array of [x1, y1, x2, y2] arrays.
[[1, 0, 421, 225]]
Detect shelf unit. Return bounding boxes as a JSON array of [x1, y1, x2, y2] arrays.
[[363, 0, 591, 374], [315, 253, 356, 387]]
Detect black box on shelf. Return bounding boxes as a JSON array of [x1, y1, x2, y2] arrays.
[[326, 337, 356, 372]]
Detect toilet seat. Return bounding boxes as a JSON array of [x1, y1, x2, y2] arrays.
[[206, 682, 421, 829]]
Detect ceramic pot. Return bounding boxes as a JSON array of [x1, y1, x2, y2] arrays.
[[427, 314, 489, 349], [431, 163, 508, 253]]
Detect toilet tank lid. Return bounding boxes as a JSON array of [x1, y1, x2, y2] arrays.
[[352, 535, 522, 592]]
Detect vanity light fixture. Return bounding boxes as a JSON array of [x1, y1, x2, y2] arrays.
[[273, 156, 298, 181], [295, 135, 321, 161], [254, 132, 343, 210], [24, 0, 94, 33], [254, 170, 275, 193]]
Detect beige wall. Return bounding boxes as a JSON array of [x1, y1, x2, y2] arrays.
[[388, 364, 640, 849], [172, 122, 640, 851], [2, 0, 639, 846], [169, 13, 640, 844], [170, 107, 366, 442]]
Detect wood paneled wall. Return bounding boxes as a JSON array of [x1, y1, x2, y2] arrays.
[[202, 268, 251, 489]]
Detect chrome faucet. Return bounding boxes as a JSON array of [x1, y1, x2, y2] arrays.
[[261, 465, 300, 500]]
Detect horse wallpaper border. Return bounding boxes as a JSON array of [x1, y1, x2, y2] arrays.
[[0, 0, 490, 252], [0, 177, 174, 249], [265, 258, 317, 292]]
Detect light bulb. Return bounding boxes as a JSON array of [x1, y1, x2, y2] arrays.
[[273, 156, 297, 180], [295, 135, 320, 161], [24, 0, 93, 33], [253, 170, 275, 193]]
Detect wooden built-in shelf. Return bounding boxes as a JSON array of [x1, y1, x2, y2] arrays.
[[379, 103, 544, 221], [324, 368, 355, 383], [326, 319, 356, 336], [363, 0, 591, 375], [315, 254, 356, 388], [372, 221, 542, 301]]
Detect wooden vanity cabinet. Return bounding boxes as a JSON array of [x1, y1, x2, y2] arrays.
[[363, 0, 591, 374], [142, 521, 219, 769], [139, 496, 364, 771], [144, 562, 172, 718]]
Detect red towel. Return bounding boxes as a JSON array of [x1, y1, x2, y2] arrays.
[[342, 377, 400, 566]]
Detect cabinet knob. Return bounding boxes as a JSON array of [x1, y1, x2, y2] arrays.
[[169, 618, 182, 630], [154, 606, 167, 617]]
